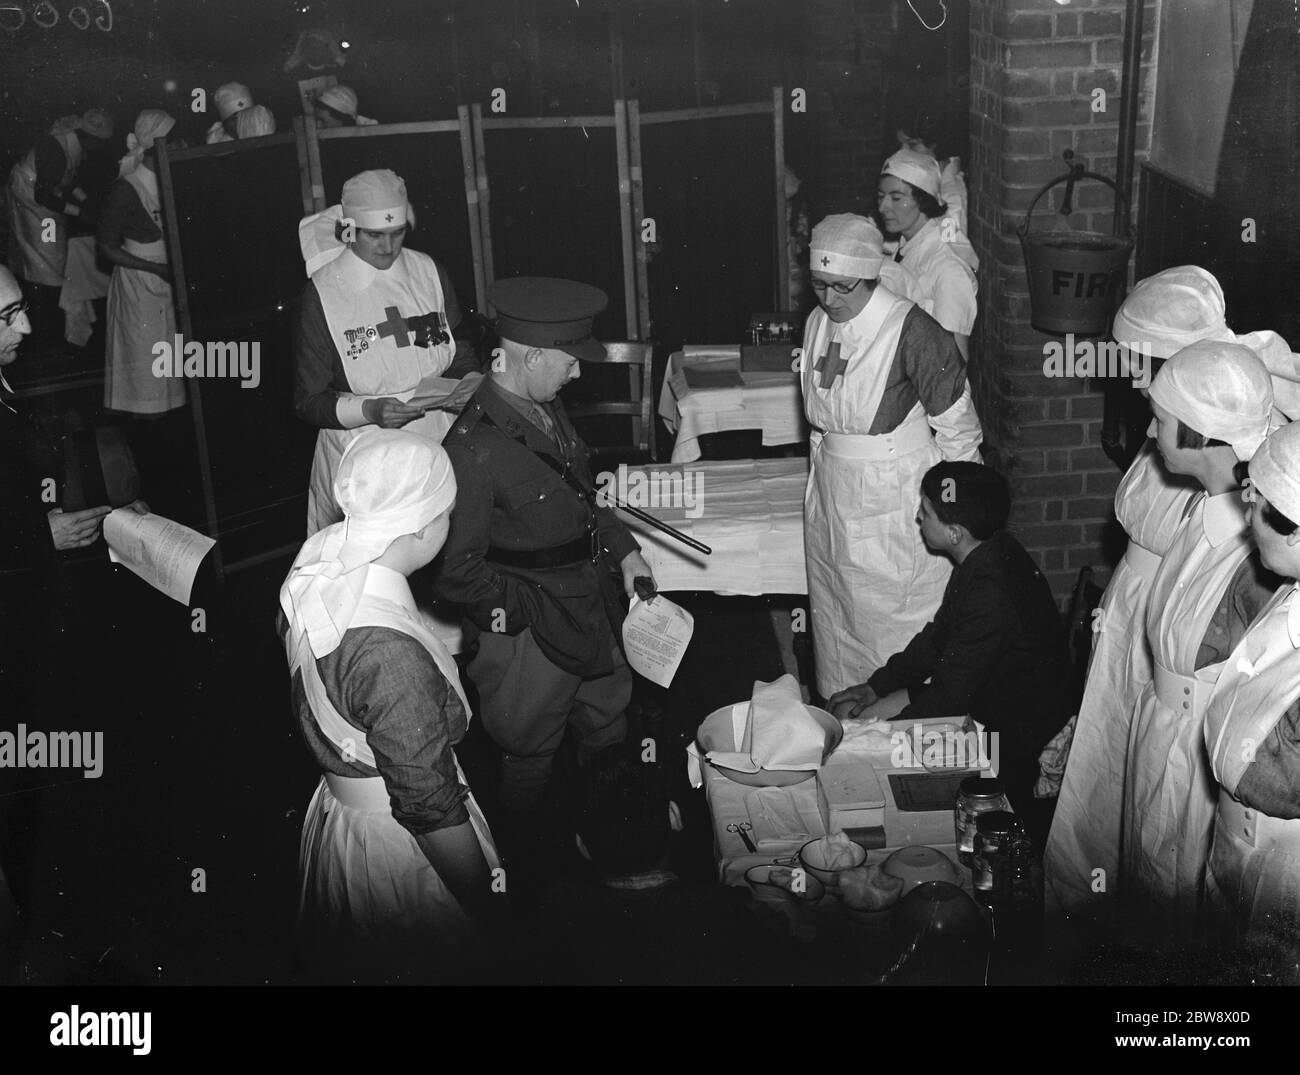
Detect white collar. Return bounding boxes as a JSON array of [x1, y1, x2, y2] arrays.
[[1202, 489, 1249, 547], [361, 563, 417, 615], [326, 246, 407, 292], [896, 218, 941, 261]]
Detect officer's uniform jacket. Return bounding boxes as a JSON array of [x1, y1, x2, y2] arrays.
[[434, 379, 639, 677]]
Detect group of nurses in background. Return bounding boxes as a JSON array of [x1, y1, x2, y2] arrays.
[[1046, 265, 1300, 952]]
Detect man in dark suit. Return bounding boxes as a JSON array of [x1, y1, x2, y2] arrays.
[[434, 277, 655, 843], [829, 461, 1067, 846]]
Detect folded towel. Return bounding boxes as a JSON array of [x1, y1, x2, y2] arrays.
[[706, 674, 824, 774]]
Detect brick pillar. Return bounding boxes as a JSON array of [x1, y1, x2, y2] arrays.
[[968, 0, 1160, 604]]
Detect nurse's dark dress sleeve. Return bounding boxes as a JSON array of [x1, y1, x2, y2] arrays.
[[32, 137, 72, 213], [1235, 699, 1300, 819], [435, 259, 484, 378], [97, 180, 160, 248], [289, 623, 472, 836], [1208, 554, 1300, 818], [867, 304, 967, 435], [292, 282, 348, 430]]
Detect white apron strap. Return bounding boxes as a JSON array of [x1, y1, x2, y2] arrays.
[[122, 168, 167, 262], [287, 623, 380, 768], [288, 595, 499, 867]]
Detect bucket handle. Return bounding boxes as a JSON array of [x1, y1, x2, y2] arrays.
[[1019, 149, 1128, 237]]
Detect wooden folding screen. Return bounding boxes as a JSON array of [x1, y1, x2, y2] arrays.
[[158, 131, 315, 576], [156, 94, 786, 574]]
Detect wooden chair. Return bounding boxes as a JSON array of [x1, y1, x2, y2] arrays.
[[565, 340, 657, 463]]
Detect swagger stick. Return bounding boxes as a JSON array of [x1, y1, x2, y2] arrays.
[[612, 500, 712, 555]]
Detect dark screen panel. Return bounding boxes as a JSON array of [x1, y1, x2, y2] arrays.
[[165, 138, 319, 562], [169, 138, 307, 326], [640, 111, 777, 348], [481, 124, 630, 343]]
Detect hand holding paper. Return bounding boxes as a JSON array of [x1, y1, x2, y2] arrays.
[[407, 371, 484, 412], [622, 593, 694, 688], [103, 508, 216, 605]]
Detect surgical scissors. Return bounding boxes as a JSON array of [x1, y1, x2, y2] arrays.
[[726, 820, 757, 853]]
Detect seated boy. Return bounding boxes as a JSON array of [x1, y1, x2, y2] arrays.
[[829, 461, 1067, 846]]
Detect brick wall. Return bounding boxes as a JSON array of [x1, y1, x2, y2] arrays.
[[805, 1, 898, 213], [969, 0, 1161, 605]]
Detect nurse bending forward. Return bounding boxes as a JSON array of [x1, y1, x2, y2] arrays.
[[800, 213, 982, 700], [279, 431, 502, 982]]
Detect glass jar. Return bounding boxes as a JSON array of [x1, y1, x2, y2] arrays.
[[972, 810, 1018, 899], [954, 776, 1011, 866]]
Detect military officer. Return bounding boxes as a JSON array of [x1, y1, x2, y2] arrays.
[[434, 277, 654, 834]]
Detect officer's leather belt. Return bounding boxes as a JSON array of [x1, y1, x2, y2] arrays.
[[487, 533, 600, 570]]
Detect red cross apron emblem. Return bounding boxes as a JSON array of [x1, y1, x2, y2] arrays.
[[815, 341, 848, 389], [375, 306, 411, 347]]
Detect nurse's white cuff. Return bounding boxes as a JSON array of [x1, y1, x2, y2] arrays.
[[929, 385, 982, 462], [335, 394, 370, 429]]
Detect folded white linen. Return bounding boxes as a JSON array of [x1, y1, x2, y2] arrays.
[[706, 674, 824, 774]]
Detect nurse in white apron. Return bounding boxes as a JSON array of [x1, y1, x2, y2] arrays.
[[1121, 341, 1276, 933], [100, 111, 184, 417], [279, 431, 501, 981], [294, 169, 477, 538], [6, 108, 113, 289], [877, 148, 978, 360], [1045, 266, 1230, 918], [800, 214, 982, 699], [1203, 421, 1300, 945]]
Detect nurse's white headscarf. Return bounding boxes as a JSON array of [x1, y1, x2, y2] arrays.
[[1113, 265, 1300, 424], [1112, 266, 1233, 358], [317, 84, 378, 126], [279, 430, 457, 659], [1148, 340, 1273, 462], [234, 105, 277, 139], [810, 214, 884, 279], [881, 148, 945, 204], [297, 168, 415, 276], [117, 109, 175, 178], [214, 82, 254, 120], [1249, 420, 1300, 529]]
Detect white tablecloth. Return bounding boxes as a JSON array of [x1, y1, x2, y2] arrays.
[[658, 347, 807, 463], [615, 457, 808, 595]]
